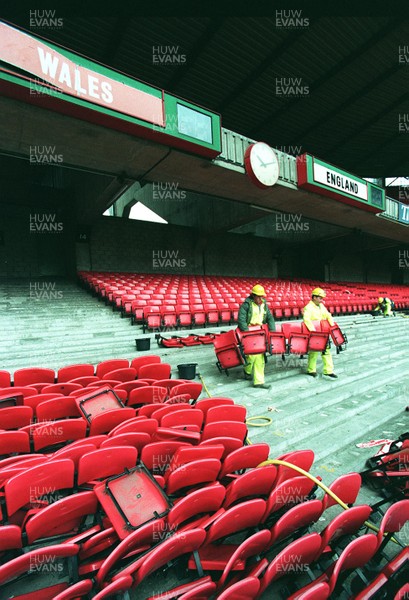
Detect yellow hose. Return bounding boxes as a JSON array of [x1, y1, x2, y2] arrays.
[[246, 416, 273, 427], [198, 373, 212, 398], [258, 459, 403, 544]]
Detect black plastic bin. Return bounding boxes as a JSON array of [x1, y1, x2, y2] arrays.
[[135, 338, 151, 351], [177, 363, 198, 380]]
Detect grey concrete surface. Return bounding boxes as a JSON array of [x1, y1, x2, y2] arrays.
[[0, 279, 408, 598]]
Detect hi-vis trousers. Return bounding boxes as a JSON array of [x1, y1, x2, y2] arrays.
[[307, 347, 334, 375], [244, 354, 265, 384]]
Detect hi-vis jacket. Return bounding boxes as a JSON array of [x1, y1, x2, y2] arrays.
[[238, 297, 276, 332], [303, 300, 334, 332]]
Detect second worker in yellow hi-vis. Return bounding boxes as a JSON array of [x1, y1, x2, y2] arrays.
[[303, 287, 338, 379]]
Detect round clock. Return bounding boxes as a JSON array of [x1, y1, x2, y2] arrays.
[[244, 142, 280, 189]]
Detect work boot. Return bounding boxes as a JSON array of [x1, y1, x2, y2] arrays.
[[243, 372, 252, 381], [253, 383, 271, 390], [306, 372, 317, 378], [324, 373, 338, 379]]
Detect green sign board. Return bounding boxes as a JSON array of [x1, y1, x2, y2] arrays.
[[297, 153, 385, 213]]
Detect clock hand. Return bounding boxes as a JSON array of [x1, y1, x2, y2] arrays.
[[261, 161, 276, 166], [256, 154, 268, 167]]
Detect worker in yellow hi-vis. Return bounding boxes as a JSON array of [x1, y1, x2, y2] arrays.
[[303, 288, 338, 379], [373, 297, 394, 317], [238, 284, 276, 390]]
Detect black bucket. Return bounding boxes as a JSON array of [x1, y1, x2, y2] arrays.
[[135, 338, 151, 351], [177, 363, 198, 380]]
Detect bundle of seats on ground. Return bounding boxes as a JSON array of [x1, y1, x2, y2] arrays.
[[78, 272, 409, 331], [0, 356, 408, 599]]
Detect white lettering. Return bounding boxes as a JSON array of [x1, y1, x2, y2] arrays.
[[37, 48, 114, 105], [37, 47, 59, 79], [88, 75, 100, 99], [74, 69, 86, 95], [58, 62, 72, 87], [100, 81, 113, 104]]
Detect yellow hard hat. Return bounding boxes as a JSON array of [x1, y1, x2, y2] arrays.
[[251, 284, 266, 297], [378, 297, 383, 303], [312, 287, 326, 298]]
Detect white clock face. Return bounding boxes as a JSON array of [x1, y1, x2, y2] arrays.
[[247, 142, 280, 188]]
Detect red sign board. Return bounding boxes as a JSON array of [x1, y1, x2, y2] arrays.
[[0, 21, 165, 126]]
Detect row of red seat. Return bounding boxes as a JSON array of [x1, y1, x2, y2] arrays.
[[78, 272, 409, 326], [0, 356, 171, 390], [79, 271, 409, 303]]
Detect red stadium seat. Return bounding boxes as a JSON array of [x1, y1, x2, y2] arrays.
[[223, 465, 277, 508], [100, 432, 151, 452], [77, 446, 138, 486], [0, 406, 33, 429], [140, 441, 190, 473], [138, 363, 172, 381], [205, 404, 247, 425], [57, 364, 95, 382], [217, 577, 261, 600], [218, 442, 270, 479], [13, 367, 55, 387], [0, 544, 79, 598], [165, 458, 222, 495], [30, 419, 88, 451], [96, 359, 129, 379], [0, 431, 31, 456], [130, 354, 161, 377], [36, 396, 80, 421], [4, 458, 75, 517], [103, 367, 137, 382], [88, 408, 136, 436], [169, 382, 203, 400], [41, 383, 83, 396], [0, 370, 11, 388], [24, 490, 99, 545], [128, 386, 168, 407], [201, 421, 247, 443]]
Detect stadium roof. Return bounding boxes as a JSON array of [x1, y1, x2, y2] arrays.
[[3, 8, 409, 178]]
